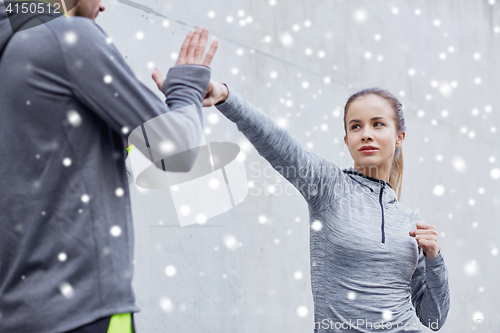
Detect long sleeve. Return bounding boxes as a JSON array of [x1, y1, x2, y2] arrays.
[[49, 18, 209, 171], [215, 85, 346, 211], [410, 246, 451, 331]]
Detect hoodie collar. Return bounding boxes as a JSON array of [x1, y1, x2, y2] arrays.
[[342, 167, 398, 203]]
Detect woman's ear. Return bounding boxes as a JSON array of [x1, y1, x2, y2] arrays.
[[344, 135, 348, 146], [396, 132, 406, 147]]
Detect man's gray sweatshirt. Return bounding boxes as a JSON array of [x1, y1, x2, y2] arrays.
[[215, 86, 451, 332], [0, 3, 209, 332]]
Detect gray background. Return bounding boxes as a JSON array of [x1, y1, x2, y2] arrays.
[[99, 0, 499, 332]]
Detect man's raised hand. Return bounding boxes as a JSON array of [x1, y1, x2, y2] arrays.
[[152, 26, 218, 91]]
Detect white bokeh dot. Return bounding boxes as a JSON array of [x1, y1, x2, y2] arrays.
[[135, 31, 145, 40], [452, 157, 466, 173], [432, 185, 445, 196], [208, 113, 219, 124], [196, 214, 207, 224], [209, 178, 219, 190], [160, 297, 174, 313], [59, 282, 75, 299], [160, 140, 175, 153], [115, 187, 124, 197], [81, 194, 90, 203], [67, 110, 82, 127], [297, 306, 308, 317], [382, 310, 393, 321], [179, 205, 190, 216], [224, 234, 238, 250], [472, 311, 484, 323], [262, 35, 271, 43], [311, 220, 323, 231], [64, 31, 77, 45], [279, 32, 294, 48], [353, 9, 368, 22], [464, 260, 478, 276], [110, 225, 122, 237], [103, 75, 113, 84], [165, 265, 177, 277], [63, 158, 72, 167]]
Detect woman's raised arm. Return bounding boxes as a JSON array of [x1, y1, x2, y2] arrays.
[[204, 81, 348, 211]]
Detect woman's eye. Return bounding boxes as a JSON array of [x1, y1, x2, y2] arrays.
[[351, 125, 360, 130], [375, 122, 384, 127]]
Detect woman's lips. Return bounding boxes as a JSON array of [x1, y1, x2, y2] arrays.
[[360, 149, 378, 154]]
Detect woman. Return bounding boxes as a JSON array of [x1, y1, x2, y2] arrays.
[[152, 73, 451, 331], [203, 77, 450, 332]]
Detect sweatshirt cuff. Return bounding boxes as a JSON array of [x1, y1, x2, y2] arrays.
[[214, 84, 244, 123], [161, 64, 211, 98], [424, 248, 445, 268]]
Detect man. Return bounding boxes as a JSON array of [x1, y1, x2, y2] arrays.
[[0, 0, 217, 332]]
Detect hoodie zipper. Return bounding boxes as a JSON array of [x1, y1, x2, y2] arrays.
[[343, 170, 391, 243], [379, 181, 386, 243]]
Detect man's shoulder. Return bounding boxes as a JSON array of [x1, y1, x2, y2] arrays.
[[45, 16, 106, 43]]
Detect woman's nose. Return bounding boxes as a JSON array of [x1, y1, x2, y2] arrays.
[[361, 129, 374, 141]]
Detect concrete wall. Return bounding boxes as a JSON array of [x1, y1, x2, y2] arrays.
[[99, 1, 500, 332]]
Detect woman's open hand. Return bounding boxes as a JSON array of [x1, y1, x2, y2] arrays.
[[152, 26, 218, 91], [409, 222, 440, 259]]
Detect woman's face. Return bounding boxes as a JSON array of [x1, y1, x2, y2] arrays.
[[343, 94, 404, 174]]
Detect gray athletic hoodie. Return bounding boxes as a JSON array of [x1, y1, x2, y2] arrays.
[[0, 2, 209, 332], [215, 86, 451, 332]]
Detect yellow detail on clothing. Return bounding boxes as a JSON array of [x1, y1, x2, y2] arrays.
[[126, 145, 134, 156], [107, 313, 133, 333]]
